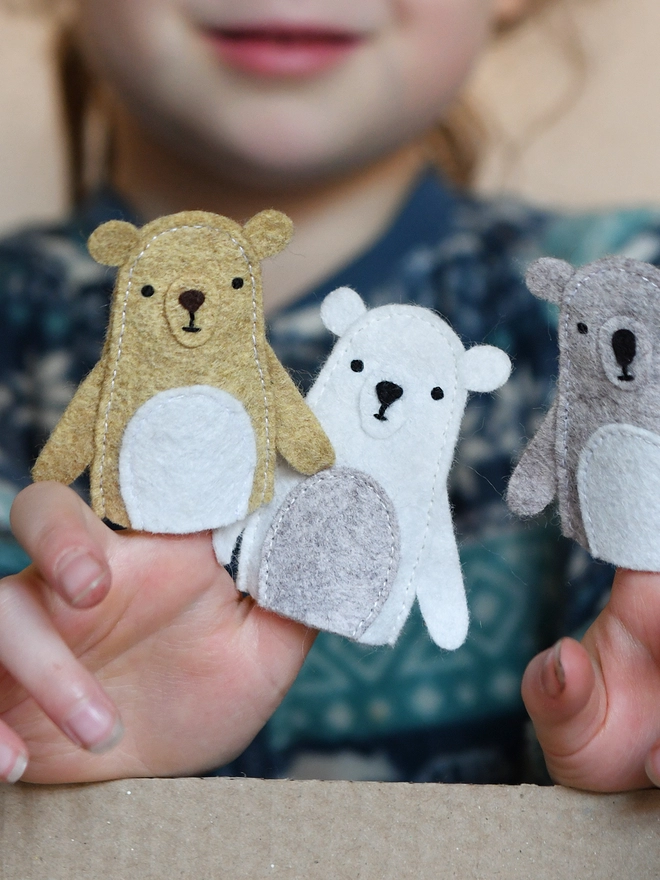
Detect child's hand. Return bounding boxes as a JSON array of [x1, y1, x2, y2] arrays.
[[0, 482, 314, 784], [523, 568, 660, 791]]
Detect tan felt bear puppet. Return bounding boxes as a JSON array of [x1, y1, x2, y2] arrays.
[[32, 209, 334, 559]]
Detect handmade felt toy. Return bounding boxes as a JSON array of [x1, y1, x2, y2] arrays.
[[32, 210, 334, 559], [507, 256, 660, 571], [232, 288, 511, 649]]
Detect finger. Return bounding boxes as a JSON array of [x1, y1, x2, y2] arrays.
[[11, 482, 112, 608], [521, 637, 606, 762], [645, 740, 660, 787], [0, 574, 123, 753], [243, 602, 317, 706], [608, 568, 660, 647], [0, 721, 28, 784]]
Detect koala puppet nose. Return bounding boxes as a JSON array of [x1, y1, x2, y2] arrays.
[[179, 289, 205, 314], [611, 328, 636, 377]]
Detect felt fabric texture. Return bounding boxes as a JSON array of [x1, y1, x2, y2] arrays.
[[507, 399, 558, 517], [578, 423, 660, 570], [32, 209, 334, 531], [119, 386, 257, 533], [236, 288, 511, 649], [258, 467, 400, 639], [507, 256, 660, 569]]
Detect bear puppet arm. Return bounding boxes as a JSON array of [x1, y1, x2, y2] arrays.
[[32, 361, 104, 486], [506, 397, 558, 517], [266, 345, 335, 474], [415, 489, 470, 650]]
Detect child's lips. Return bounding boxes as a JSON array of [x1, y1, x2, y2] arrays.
[[202, 26, 364, 78]]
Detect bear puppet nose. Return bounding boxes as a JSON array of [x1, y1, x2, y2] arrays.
[[374, 380, 404, 422], [179, 289, 205, 314]]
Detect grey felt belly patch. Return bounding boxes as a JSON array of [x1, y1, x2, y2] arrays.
[[507, 256, 660, 570], [258, 467, 399, 640]]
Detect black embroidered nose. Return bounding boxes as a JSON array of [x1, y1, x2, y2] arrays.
[[612, 328, 636, 381], [377, 381, 403, 407], [179, 289, 205, 314], [374, 381, 403, 421]]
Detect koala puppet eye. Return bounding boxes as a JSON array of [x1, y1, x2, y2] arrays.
[[351, 359, 364, 373], [141, 284, 155, 298], [232, 277, 244, 289], [431, 386, 444, 400], [577, 322, 588, 335]]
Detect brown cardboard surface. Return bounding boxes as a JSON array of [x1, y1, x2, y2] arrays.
[[1, 779, 659, 879]]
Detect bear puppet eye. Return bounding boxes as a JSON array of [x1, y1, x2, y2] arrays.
[[431, 386, 444, 400], [141, 284, 155, 298], [577, 322, 588, 335], [232, 277, 244, 289], [351, 359, 364, 373]]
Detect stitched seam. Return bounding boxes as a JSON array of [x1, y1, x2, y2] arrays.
[[261, 469, 397, 636], [399, 361, 458, 632], [97, 224, 266, 514]]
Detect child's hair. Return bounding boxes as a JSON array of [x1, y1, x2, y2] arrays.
[[20, 0, 564, 204]]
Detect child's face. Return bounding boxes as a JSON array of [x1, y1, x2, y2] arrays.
[[77, 0, 522, 186]]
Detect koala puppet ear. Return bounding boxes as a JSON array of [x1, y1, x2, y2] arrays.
[[87, 220, 140, 267], [320, 287, 367, 337], [242, 209, 294, 260], [459, 345, 511, 393], [525, 257, 574, 305]]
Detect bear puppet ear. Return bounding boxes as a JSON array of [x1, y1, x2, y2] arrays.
[[320, 287, 367, 337], [525, 257, 574, 305], [459, 345, 511, 393], [242, 209, 294, 261], [87, 220, 141, 267]]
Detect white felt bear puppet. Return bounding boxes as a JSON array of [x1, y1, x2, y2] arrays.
[[228, 288, 511, 650]]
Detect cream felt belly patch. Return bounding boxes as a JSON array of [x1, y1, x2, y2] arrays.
[[507, 256, 660, 571], [119, 385, 257, 533], [233, 288, 511, 649], [32, 209, 334, 546], [578, 424, 660, 571]]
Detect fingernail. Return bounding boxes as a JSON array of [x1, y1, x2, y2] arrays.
[[0, 743, 27, 784], [56, 551, 107, 606], [541, 639, 566, 698], [62, 699, 124, 753], [645, 744, 660, 787]]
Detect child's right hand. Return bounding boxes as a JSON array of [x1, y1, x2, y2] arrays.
[[0, 482, 315, 785]]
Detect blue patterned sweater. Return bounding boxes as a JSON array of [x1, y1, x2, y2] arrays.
[[2, 172, 660, 783]]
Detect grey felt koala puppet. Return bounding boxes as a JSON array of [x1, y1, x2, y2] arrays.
[[507, 255, 660, 571]]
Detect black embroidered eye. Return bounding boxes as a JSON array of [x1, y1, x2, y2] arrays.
[[141, 284, 155, 298], [577, 322, 588, 334], [431, 387, 444, 400], [232, 277, 244, 289], [351, 360, 364, 373]]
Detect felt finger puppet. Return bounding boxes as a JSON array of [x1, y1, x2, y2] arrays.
[[32, 210, 334, 554], [232, 287, 511, 649], [507, 256, 660, 571]]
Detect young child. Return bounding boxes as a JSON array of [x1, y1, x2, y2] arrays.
[[2, 0, 660, 791]]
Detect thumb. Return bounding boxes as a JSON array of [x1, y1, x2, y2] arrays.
[[521, 637, 606, 784]]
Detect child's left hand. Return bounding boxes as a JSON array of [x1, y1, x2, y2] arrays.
[[523, 568, 660, 790]]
